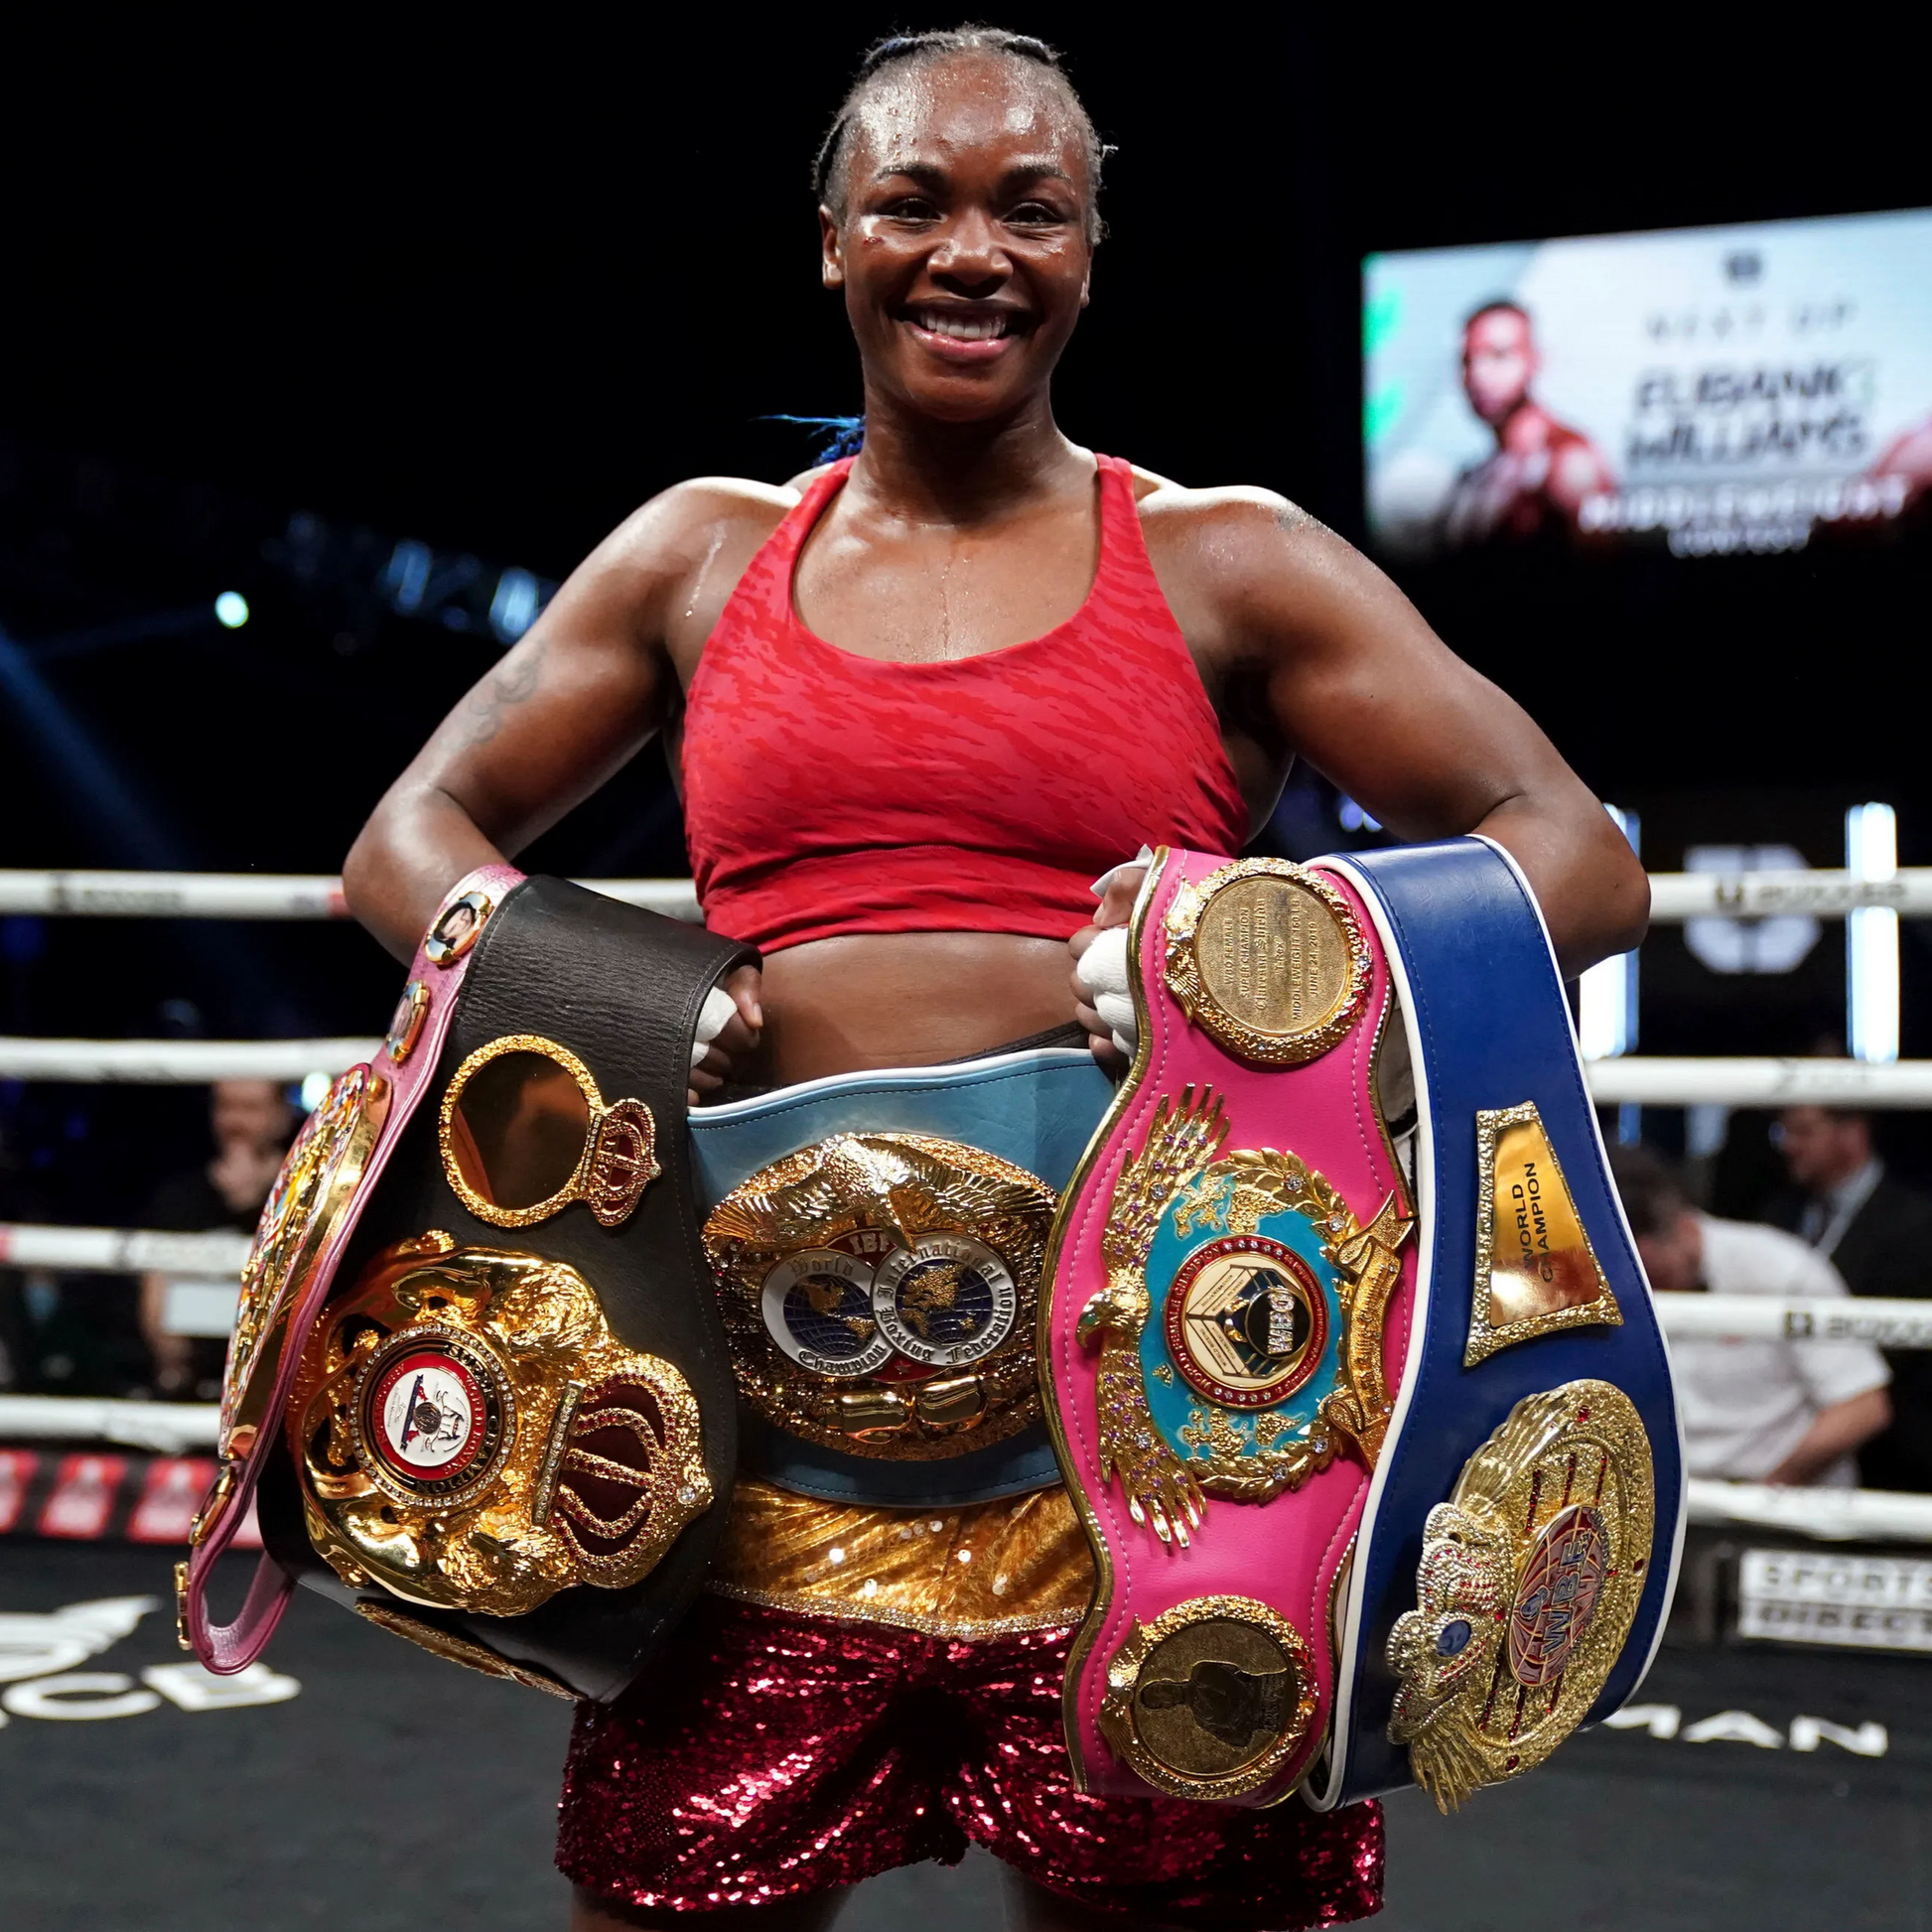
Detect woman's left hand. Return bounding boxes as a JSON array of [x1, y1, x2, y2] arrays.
[[1069, 863, 1147, 1069]]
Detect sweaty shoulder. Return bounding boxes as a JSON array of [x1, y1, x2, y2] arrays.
[[578, 475, 809, 665], [1119, 466, 1348, 663]]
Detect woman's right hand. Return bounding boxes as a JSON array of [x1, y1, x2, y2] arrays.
[[689, 963, 763, 1103]]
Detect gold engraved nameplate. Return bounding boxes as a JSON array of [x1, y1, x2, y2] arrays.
[[1099, 1594, 1319, 1801], [1386, 1380, 1654, 1811], [703, 1134, 1054, 1459], [1466, 1102, 1620, 1365], [1164, 858, 1372, 1066], [289, 1234, 710, 1618]]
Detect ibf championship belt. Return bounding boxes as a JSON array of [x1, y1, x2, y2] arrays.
[[181, 870, 756, 1702], [1040, 841, 1682, 1811], [693, 1048, 1112, 1506]]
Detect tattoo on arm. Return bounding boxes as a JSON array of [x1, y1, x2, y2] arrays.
[[456, 637, 550, 749]]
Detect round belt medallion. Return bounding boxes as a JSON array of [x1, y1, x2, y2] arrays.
[[1164, 859, 1371, 1067], [1508, 1502, 1610, 1685], [872, 1234, 1017, 1367], [760, 1248, 893, 1378], [354, 1327, 510, 1503], [1164, 1234, 1326, 1410]]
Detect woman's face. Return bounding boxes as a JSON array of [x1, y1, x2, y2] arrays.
[[821, 55, 1094, 425]]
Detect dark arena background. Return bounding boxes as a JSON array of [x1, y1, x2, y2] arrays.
[[3, 15, 1930, 1930]]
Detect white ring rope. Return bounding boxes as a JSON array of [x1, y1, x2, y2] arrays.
[[0, 871, 702, 921], [0, 1038, 379, 1083], [1, 868, 1928, 924], [3, 1391, 1927, 1543], [7, 1227, 1929, 1349], [0, 1395, 220, 1455], [0, 1224, 250, 1277], [2, 1036, 1928, 1107], [1686, 1478, 1932, 1544]]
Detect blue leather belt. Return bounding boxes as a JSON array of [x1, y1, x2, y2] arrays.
[[1311, 838, 1685, 1809], [690, 1047, 1114, 1507]]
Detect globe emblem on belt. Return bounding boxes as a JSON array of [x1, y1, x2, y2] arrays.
[[1164, 1236, 1327, 1409], [353, 1327, 510, 1502], [872, 1233, 1018, 1367], [759, 1249, 894, 1379]]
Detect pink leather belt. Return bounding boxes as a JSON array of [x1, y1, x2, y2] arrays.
[[1042, 849, 1416, 1805], [180, 865, 524, 1671]]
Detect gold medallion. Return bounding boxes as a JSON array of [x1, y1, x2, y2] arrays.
[[1164, 859, 1371, 1066], [1386, 1380, 1655, 1811], [702, 1134, 1053, 1460], [1466, 1102, 1621, 1365], [215, 1064, 389, 1486], [1098, 1594, 1319, 1801], [289, 1236, 711, 1617]]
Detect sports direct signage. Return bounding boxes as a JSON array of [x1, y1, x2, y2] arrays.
[[1364, 207, 1932, 559], [1737, 1549, 1932, 1654]]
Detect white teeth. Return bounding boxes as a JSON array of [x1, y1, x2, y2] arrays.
[[915, 309, 1008, 342]]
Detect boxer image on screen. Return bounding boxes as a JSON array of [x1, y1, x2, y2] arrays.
[[1441, 301, 1614, 548]]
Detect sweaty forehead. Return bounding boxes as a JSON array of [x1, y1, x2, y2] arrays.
[[844, 56, 1087, 189]]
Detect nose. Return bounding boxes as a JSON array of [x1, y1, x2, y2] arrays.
[[929, 208, 1012, 294]]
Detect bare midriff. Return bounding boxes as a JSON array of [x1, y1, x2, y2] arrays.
[[749, 930, 1080, 1086]]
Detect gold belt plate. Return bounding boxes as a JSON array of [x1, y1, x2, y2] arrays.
[[288, 1233, 711, 1618], [702, 1132, 1055, 1460]]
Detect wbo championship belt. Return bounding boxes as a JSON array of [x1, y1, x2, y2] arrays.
[[1040, 840, 1682, 1811], [181, 869, 756, 1702]]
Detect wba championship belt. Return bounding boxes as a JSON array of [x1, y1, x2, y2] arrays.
[[1040, 840, 1682, 1812], [694, 1046, 1112, 1507], [182, 870, 755, 1702]]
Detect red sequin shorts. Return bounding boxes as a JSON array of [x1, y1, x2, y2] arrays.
[[556, 1596, 1383, 1926]]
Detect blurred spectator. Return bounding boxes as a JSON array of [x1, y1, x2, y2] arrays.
[[1767, 1105, 1932, 1492], [1611, 1144, 1889, 1485], [139, 1079, 293, 1399]]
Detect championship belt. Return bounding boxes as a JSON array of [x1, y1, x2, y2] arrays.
[[1040, 841, 1682, 1811], [181, 870, 756, 1702], [694, 1046, 1112, 1507]]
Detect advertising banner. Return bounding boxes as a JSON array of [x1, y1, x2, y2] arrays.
[[1365, 207, 1932, 558]]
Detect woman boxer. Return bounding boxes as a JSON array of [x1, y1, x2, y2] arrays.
[[345, 27, 1646, 1932]]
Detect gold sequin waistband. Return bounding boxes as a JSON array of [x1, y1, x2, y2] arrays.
[[705, 1476, 1096, 1639]]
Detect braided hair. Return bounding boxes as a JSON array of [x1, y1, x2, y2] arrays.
[[811, 26, 1109, 244]]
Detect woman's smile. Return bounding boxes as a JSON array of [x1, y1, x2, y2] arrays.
[[901, 302, 1027, 361]]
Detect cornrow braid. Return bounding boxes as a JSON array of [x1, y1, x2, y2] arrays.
[[812, 24, 1109, 243]]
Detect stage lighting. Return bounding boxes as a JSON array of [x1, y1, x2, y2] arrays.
[[300, 1070, 332, 1112], [213, 592, 249, 628]]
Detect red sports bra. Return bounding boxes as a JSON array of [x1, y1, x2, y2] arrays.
[[681, 455, 1248, 953]]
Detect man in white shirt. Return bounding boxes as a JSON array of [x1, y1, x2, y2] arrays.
[[1609, 1145, 1890, 1485]]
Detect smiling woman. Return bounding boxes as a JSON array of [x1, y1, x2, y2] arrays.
[[339, 22, 1646, 1932]]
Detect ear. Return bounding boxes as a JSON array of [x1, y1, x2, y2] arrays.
[[819, 207, 845, 290]]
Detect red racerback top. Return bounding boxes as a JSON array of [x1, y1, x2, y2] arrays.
[[681, 455, 1248, 953]]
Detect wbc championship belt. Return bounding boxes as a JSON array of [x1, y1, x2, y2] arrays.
[[180, 870, 756, 1703], [1040, 840, 1682, 1811]]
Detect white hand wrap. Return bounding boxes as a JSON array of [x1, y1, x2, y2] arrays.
[[1075, 925, 1137, 1058], [691, 984, 738, 1070]]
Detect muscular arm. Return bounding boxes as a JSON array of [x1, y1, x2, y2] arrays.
[[342, 480, 789, 960], [1147, 488, 1648, 976]]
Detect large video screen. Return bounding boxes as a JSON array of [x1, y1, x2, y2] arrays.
[[1364, 207, 1932, 559]]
